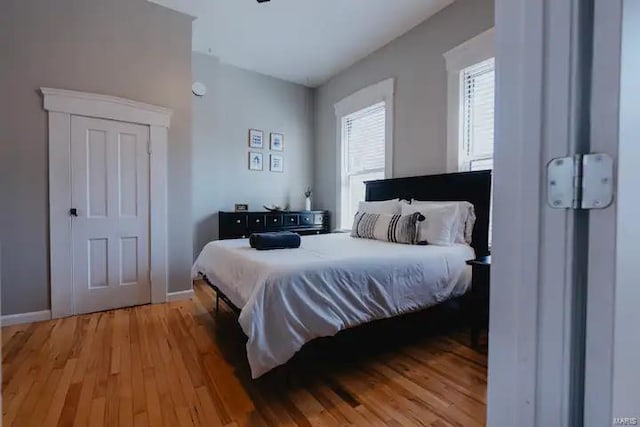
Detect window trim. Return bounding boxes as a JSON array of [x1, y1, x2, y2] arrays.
[[334, 78, 394, 230], [444, 28, 495, 172]]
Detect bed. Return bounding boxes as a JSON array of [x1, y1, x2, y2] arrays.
[[192, 171, 492, 378]]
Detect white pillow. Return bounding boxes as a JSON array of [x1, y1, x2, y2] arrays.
[[358, 199, 402, 215], [401, 203, 458, 246], [411, 200, 476, 244]]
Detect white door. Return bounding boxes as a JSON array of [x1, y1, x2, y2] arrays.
[[584, 0, 640, 424], [492, 0, 639, 424], [70, 116, 151, 314], [490, 0, 600, 425]]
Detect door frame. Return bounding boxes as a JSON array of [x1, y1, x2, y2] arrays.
[[489, 0, 594, 424], [584, 1, 632, 424], [42, 87, 172, 318]]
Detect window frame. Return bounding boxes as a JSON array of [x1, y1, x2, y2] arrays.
[[444, 28, 495, 173], [334, 78, 394, 230]]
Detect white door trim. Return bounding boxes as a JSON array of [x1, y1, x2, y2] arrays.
[[490, 0, 592, 425], [584, 1, 623, 425], [333, 78, 395, 230], [443, 28, 495, 173], [42, 87, 172, 318]]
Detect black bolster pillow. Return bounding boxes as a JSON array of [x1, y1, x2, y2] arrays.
[[249, 231, 301, 250]]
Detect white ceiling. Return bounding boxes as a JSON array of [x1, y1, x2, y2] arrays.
[[149, 0, 454, 87]]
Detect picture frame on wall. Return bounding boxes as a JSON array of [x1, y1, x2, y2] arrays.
[[270, 133, 284, 151], [248, 151, 263, 171], [270, 154, 284, 173], [249, 129, 264, 148]]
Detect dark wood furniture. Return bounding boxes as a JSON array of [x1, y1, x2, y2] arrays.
[[466, 256, 491, 348], [218, 210, 330, 240]]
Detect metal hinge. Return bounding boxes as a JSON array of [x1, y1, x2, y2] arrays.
[[547, 153, 613, 209]]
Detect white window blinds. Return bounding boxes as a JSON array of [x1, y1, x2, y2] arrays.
[[340, 102, 386, 229], [461, 57, 495, 171]]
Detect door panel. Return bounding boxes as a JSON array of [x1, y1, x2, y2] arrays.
[[71, 116, 150, 314], [611, 1, 640, 418]]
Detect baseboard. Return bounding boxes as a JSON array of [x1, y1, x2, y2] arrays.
[[166, 289, 194, 302], [1, 310, 52, 326]]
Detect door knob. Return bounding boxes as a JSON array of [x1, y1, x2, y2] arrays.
[[70, 208, 78, 217]]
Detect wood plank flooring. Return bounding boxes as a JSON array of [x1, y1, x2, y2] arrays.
[[2, 281, 487, 426]]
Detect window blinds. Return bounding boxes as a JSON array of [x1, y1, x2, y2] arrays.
[[340, 101, 386, 229], [462, 58, 495, 171], [344, 102, 386, 174]]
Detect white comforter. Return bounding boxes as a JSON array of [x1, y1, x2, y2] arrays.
[[192, 233, 474, 378]]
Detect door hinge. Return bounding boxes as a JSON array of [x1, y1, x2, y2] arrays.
[[547, 153, 613, 209]]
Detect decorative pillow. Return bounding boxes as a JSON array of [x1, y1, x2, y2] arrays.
[[357, 199, 402, 215], [401, 203, 459, 246], [410, 200, 476, 244], [351, 212, 424, 244]]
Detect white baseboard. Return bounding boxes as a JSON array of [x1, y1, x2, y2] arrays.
[[1, 310, 52, 326], [166, 289, 194, 302]]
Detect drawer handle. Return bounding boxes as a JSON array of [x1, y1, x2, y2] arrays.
[[236, 219, 241, 224], [273, 218, 277, 222], [290, 218, 295, 222], [256, 219, 261, 223]]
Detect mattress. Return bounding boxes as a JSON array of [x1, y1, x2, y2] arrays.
[[192, 232, 475, 378]]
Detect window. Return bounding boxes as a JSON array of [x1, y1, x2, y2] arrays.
[[339, 102, 386, 229], [444, 30, 495, 244], [444, 28, 494, 173], [460, 58, 495, 171], [334, 78, 394, 230]]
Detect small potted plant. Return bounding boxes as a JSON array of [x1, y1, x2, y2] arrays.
[[304, 187, 312, 211]]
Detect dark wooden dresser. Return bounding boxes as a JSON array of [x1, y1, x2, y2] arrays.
[[219, 211, 330, 240]]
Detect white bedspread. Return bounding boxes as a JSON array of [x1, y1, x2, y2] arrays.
[[192, 233, 474, 378]]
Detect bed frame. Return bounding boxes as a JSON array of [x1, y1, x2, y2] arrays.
[[204, 170, 492, 314], [365, 170, 492, 257]]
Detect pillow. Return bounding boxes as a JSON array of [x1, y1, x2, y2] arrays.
[[357, 199, 402, 215], [411, 200, 476, 244], [351, 211, 424, 244], [401, 203, 458, 246]]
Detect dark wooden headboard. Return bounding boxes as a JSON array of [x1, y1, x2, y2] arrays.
[[365, 170, 492, 256]]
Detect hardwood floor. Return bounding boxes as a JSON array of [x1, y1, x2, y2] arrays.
[[2, 281, 487, 426]]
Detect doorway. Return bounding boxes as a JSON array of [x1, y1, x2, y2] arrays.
[[43, 88, 171, 318], [70, 116, 151, 314]]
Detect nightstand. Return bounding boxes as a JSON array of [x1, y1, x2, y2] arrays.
[[466, 256, 491, 349]]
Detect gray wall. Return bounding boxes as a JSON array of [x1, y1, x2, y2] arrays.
[[0, 0, 193, 315], [313, 0, 494, 227], [192, 53, 314, 254]]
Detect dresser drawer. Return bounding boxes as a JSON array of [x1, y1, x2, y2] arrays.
[[300, 213, 314, 226], [313, 213, 326, 225], [220, 213, 247, 238], [219, 211, 329, 240], [248, 213, 266, 231], [266, 214, 283, 228], [284, 214, 299, 226]]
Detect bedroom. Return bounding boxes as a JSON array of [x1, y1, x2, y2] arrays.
[[1, 0, 638, 425]]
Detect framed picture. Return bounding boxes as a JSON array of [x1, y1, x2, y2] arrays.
[[249, 129, 263, 148], [248, 151, 263, 171], [234, 203, 249, 212], [270, 154, 284, 173], [270, 133, 284, 151]]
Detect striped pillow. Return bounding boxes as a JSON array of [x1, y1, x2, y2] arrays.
[[350, 211, 424, 244]]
